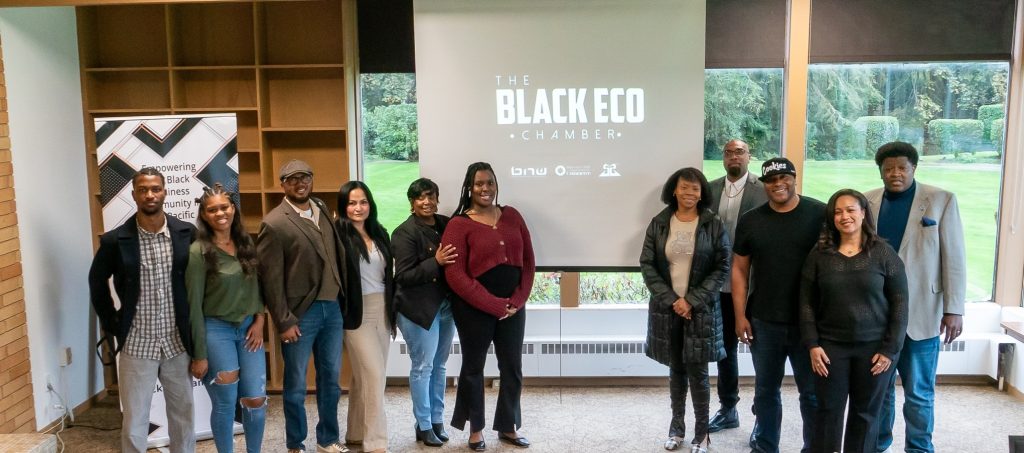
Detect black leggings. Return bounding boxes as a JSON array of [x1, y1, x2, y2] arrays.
[[669, 361, 711, 443]]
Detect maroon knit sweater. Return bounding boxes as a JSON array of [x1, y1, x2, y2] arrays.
[[442, 206, 536, 318]]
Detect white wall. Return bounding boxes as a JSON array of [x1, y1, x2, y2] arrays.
[[0, 7, 103, 429]]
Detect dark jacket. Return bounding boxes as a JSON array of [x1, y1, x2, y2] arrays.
[[640, 207, 731, 365], [88, 214, 196, 354], [392, 214, 451, 330], [337, 220, 395, 332]]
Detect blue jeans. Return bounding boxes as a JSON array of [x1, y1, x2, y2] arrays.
[[203, 315, 267, 453], [877, 336, 939, 453], [282, 300, 345, 450], [397, 300, 456, 430], [749, 318, 817, 453]]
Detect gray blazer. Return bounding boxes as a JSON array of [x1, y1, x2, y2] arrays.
[[708, 172, 768, 219], [866, 182, 966, 340]]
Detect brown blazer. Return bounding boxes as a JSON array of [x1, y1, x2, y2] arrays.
[[256, 198, 348, 333]]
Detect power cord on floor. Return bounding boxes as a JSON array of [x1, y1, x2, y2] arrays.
[[45, 382, 69, 453]]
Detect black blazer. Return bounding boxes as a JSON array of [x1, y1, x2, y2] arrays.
[[337, 220, 395, 332], [392, 214, 451, 330], [88, 214, 196, 354]]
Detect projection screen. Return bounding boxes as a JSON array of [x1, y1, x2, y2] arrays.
[[415, 0, 706, 268]]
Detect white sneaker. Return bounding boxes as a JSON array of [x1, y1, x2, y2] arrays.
[[316, 442, 350, 453]]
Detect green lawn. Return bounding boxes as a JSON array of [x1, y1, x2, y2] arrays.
[[365, 157, 1000, 302]]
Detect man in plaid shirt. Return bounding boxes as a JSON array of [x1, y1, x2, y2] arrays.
[[89, 167, 197, 453]]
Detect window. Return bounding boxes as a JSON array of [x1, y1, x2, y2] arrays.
[[578, 68, 784, 305], [804, 62, 1009, 301]]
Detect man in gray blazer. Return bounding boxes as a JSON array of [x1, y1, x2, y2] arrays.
[[866, 142, 965, 453], [257, 159, 350, 453], [707, 139, 767, 436]]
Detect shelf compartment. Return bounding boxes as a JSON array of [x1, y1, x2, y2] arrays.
[[262, 130, 347, 191], [86, 70, 170, 111], [170, 2, 256, 67], [259, 0, 344, 65], [261, 67, 346, 128], [239, 193, 263, 234], [237, 152, 262, 192], [236, 111, 260, 151], [171, 68, 257, 110], [78, 5, 169, 68]]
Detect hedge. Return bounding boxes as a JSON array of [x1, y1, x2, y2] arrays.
[[841, 116, 899, 159], [977, 103, 1005, 141], [992, 118, 1005, 154], [925, 119, 984, 156]]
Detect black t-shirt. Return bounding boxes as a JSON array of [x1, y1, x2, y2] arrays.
[[733, 196, 825, 324]]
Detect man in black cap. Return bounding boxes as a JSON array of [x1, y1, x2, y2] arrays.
[[731, 157, 823, 453], [257, 159, 350, 453]]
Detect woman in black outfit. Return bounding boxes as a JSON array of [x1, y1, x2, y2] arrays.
[[799, 188, 909, 453], [392, 178, 457, 447], [640, 167, 730, 453]]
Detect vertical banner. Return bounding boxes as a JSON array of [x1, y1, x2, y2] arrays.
[[94, 114, 240, 446]]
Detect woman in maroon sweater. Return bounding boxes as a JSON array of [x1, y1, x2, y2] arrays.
[[442, 162, 535, 451]]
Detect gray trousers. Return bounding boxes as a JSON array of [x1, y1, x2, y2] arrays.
[[118, 352, 196, 453]]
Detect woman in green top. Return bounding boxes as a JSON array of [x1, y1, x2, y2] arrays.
[[187, 184, 267, 453]]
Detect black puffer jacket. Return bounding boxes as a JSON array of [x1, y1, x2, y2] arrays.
[[640, 207, 730, 365]]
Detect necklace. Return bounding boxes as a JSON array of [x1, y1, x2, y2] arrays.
[[726, 181, 745, 199], [467, 207, 500, 229], [214, 238, 232, 246], [839, 246, 860, 256]]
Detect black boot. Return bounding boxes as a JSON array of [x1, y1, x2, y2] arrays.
[[432, 423, 450, 442], [416, 424, 443, 447], [708, 406, 740, 433]]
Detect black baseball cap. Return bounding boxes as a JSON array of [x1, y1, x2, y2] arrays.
[[759, 157, 797, 181]]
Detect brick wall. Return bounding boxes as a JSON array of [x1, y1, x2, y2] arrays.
[[0, 36, 35, 434]]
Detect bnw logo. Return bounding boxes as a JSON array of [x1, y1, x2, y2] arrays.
[[511, 166, 547, 177]]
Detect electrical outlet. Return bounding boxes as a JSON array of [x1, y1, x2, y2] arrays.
[[58, 346, 72, 367], [45, 373, 55, 391]]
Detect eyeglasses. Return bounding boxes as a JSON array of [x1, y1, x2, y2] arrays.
[[723, 149, 749, 157], [284, 174, 312, 185]]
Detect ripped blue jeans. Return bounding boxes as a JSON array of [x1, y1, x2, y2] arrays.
[[203, 315, 267, 453]]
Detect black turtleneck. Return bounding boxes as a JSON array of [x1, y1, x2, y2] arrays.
[[877, 180, 916, 251]]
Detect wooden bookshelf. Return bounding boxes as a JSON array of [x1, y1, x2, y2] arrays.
[[77, 0, 356, 392]]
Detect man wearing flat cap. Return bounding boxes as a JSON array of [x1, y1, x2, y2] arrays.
[[731, 157, 823, 453], [257, 159, 350, 453]]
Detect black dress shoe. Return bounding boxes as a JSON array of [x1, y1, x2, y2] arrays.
[[468, 439, 486, 451], [708, 407, 740, 433], [432, 423, 450, 442], [498, 433, 530, 448], [748, 420, 761, 448], [416, 424, 444, 447]]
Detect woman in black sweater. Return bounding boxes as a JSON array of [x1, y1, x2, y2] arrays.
[[640, 167, 730, 453], [799, 188, 909, 453]]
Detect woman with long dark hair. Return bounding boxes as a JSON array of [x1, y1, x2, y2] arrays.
[[392, 178, 457, 447], [336, 180, 394, 453], [442, 162, 535, 451], [799, 188, 908, 453], [187, 184, 267, 452], [640, 167, 730, 453]]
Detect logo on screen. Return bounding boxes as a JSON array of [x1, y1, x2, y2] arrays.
[[510, 166, 548, 177], [494, 74, 642, 142], [599, 164, 621, 177]]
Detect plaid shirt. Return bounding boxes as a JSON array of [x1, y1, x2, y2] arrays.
[[123, 222, 186, 360]]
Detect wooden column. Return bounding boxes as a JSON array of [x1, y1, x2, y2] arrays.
[[782, 0, 811, 190], [0, 35, 37, 434]]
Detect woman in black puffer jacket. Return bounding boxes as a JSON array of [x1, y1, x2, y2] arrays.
[[640, 167, 731, 453]]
